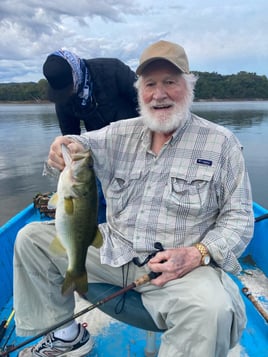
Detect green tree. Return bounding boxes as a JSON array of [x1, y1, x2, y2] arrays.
[[0, 72, 268, 102]]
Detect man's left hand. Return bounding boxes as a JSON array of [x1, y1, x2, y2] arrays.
[[147, 247, 202, 286]]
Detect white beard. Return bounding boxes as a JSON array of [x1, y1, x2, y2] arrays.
[[139, 96, 192, 133]]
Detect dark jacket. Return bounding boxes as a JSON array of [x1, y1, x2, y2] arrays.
[[55, 58, 139, 135]]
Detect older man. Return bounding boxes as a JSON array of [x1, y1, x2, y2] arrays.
[[15, 40, 254, 357]]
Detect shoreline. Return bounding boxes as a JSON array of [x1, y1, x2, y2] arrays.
[[0, 100, 51, 104], [0, 99, 268, 105]]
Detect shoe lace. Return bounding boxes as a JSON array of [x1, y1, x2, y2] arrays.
[[34, 332, 55, 351]]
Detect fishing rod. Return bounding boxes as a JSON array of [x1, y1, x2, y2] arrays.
[[0, 271, 161, 356], [0, 324, 15, 356], [242, 287, 268, 323], [0, 309, 15, 344], [254, 213, 268, 223]]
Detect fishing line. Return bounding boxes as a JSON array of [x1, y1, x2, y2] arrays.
[[114, 263, 130, 314]]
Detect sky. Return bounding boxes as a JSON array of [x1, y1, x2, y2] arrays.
[[0, 0, 267, 83]]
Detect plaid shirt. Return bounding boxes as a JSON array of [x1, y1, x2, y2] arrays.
[[71, 114, 254, 274]]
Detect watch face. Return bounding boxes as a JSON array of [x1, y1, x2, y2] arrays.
[[203, 255, 211, 265]]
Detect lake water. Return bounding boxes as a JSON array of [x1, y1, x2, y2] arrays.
[[1, 101, 268, 226]]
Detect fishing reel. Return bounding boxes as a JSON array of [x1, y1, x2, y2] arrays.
[[133, 242, 164, 267], [133, 242, 165, 279]]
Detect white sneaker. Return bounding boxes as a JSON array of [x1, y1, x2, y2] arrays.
[[18, 323, 93, 356]]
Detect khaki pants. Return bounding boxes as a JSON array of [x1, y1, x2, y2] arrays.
[[14, 221, 246, 357]]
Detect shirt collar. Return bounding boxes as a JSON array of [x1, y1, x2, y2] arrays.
[[170, 111, 191, 145]]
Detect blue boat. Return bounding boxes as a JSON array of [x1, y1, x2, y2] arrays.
[[0, 201, 267, 356]]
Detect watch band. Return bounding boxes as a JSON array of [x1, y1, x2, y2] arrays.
[[194, 243, 211, 266]]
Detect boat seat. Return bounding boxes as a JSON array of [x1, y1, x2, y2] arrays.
[[86, 283, 166, 356], [86, 283, 165, 332]]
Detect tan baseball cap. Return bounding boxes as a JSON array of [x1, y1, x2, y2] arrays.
[[136, 40, 189, 75]]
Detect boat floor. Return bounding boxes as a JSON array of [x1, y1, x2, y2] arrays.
[[1, 262, 267, 357], [0, 207, 267, 357], [0, 294, 162, 356], [0, 296, 249, 357]]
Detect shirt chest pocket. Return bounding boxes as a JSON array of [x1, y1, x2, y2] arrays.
[[167, 168, 215, 216], [106, 171, 142, 214]]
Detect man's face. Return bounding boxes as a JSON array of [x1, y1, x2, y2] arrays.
[[138, 60, 191, 133]]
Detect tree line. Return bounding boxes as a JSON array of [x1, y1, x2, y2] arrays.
[[0, 79, 48, 102], [0, 71, 268, 102], [193, 71, 268, 100]]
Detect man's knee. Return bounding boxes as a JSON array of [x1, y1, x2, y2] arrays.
[[15, 222, 36, 251], [15, 221, 54, 254], [187, 272, 233, 321]]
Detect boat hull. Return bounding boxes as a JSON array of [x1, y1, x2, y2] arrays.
[[0, 203, 267, 356]]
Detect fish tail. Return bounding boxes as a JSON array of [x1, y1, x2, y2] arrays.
[[61, 271, 88, 296]]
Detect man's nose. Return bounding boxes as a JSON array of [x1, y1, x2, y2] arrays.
[[152, 85, 167, 100]]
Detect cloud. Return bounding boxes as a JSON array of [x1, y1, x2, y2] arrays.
[[0, 0, 140, 26], [0, 0, 268, 82], [0, 0, 141, 57]]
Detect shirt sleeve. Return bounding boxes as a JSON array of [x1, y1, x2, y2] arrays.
[[56, 103, 81, 135], [202, 136, 254, 274], [66, 125, 111, 181]]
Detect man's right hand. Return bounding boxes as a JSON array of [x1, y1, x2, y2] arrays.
[[47, 136, 84, 171]]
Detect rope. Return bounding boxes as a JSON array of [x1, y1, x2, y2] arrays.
[[33, 192, 56, 219]]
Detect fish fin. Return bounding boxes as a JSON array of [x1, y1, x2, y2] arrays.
[[92, 228, 103, 248], [64, 197, 74, 215], [48, 192, 58, 209], [61, 271, 88, 296], [49, 236, 66, 255]]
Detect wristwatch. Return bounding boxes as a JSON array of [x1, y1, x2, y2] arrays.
[[194, 243, 211, 266]]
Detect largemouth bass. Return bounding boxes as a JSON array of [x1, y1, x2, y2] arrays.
[[49, 144, 102, 296]]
